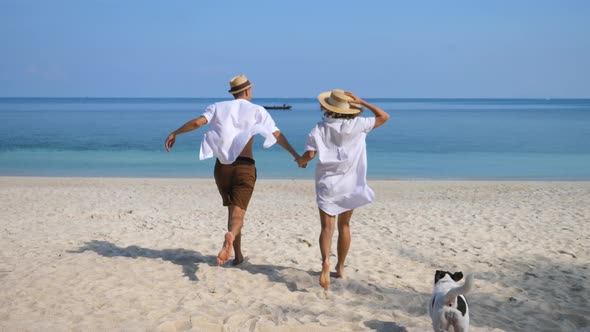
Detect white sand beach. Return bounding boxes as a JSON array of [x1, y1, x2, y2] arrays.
[[0, 177, 588, 331]]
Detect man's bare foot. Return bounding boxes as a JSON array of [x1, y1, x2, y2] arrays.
[[335, 263, 344, 278], [232, 254, 244, 266], [216, 232, 234, 265], [319, 260, 331, 290]]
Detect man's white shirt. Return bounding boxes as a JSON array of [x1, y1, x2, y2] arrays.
[[199, 99, 279, 164]]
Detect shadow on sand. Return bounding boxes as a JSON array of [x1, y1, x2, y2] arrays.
[[67, 240, 217, 281], [363, 320, 408, 332], [67, 240, 325, 287], [67, 240, 417, 330], [67, 240, 331, 294], [65, 242, 589, 331]]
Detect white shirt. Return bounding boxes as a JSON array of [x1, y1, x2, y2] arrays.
[[199, 99, 280, 164], [305, 116, 377, 216]]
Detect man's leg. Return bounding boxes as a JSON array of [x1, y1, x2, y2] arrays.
[[336, 209, 353, 278], [216, 205, 245, 265], [319, 209, 336, 290], [229, 205, 245, 265]]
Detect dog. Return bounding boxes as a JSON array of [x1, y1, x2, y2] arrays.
[[428, 270, 474, 332]]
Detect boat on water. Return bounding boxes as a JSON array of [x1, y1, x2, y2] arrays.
[[263, 104, 292, 110]]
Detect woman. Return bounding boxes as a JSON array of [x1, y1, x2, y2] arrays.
[[297, 89, 390, 290]]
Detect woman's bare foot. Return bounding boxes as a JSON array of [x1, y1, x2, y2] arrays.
[[335, 263, 344, 278], [216, 232, 234, 265], [319, 260, 331, 290]]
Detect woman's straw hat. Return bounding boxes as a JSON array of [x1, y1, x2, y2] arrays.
[[317, 89, 362, 114], [228, 74, 253, 95]]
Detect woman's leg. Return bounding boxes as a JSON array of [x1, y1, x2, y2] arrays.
[[319, 209, 336, 290], [336, 209, 353, 278]]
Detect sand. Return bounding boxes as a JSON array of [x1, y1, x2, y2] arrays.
[[0, 177, 588, 331]]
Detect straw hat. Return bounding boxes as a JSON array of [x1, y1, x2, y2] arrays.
[[317, 89, 362, 114], [228, 74, 253, 95]]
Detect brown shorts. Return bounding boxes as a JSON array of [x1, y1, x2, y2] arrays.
[[214, 157, 257, 210]]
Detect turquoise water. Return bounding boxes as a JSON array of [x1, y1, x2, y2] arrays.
[[1, 98, 589, 179]]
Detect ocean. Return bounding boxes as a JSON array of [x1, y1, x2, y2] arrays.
[[1, 98, 589, 180]]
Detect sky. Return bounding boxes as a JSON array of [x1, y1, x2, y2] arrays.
[[1, 0, 589, 98]]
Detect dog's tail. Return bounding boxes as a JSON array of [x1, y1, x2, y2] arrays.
[[445, 274, 474, 303]]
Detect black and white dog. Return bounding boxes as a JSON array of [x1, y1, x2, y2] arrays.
[[429, 270, 474, 332]]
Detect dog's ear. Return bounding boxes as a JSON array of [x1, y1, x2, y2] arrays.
[[451, 272, 464, 282], [434, 270, 446, 284]]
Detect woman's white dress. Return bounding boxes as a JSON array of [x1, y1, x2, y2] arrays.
[[305, 116, 376, 216]]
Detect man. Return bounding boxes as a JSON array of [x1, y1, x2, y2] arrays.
[[165, 74, 300, 266]]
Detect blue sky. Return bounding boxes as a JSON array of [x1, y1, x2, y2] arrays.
[[1, 0, 589, 98]]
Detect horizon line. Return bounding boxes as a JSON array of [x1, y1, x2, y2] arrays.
[[2, 96, 590, 100]]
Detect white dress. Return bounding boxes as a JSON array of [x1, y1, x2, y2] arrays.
[[305, 116, 376, 216], [199, 99, 279, 164]]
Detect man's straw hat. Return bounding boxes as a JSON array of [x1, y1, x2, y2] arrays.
[[317, 89, 362, 114], [228, 74, 253, 95]]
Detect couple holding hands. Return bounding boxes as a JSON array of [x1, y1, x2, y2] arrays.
[[165, 74, 389, 289]]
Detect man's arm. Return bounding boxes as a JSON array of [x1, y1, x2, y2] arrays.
[[273, 131, 300, 161], [165, 116, 208, 152], [296, 150, 316, 168]]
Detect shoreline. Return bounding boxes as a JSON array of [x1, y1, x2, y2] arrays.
[[1, 177, 588, 331], [3, 175, 590, 182]]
